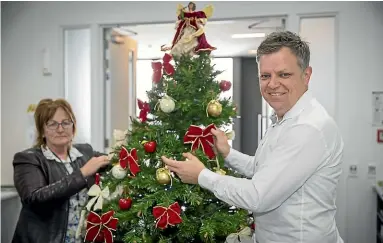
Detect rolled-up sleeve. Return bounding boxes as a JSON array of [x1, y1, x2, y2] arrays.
[[198, 124, 330, 213]]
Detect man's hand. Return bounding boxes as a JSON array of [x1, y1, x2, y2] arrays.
[[210, 128, 231, 158], [161, 153, 205, 184]]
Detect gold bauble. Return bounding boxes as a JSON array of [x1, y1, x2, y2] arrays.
[[207, 100, 222, 117], [156, 167, 171, 185]]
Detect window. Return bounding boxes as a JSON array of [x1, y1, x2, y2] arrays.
[[64, 28, 91, 144]]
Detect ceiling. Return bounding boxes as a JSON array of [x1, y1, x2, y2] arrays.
[[113, 16, 286, 59]]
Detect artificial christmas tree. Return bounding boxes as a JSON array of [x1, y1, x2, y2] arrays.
[[80, 2, 254, 243]]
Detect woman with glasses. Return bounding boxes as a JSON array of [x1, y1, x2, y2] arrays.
[[12, 98, 110, 243]]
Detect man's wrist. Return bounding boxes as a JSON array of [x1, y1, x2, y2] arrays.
[[198, 168, 221, 190], [222, 147, 231, 159]]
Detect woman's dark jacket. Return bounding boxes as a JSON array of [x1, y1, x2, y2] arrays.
[[12, 143, 106, 243]]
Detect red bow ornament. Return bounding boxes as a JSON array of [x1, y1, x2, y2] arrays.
[[85, 210, 118, 243], [152, 202, 183, 229], [152, 53, 175, 83], [183, 124, 217, 159], [137, 99, 150, 122], [119, 147, 140, 176]]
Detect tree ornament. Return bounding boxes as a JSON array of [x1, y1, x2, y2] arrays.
[[226, 130, 236, 140], [142, 140, 157, 153], [86, 184, 110, 211], [156, 167, 172, 185], [219, 80, 232, 92], [119, 147, 140, 176], [233, 105, 238, 113], [152, 202, 183, 229], [158, 95, 176, 113], [112, 129, 128, 147], [184, 124, 217, 159], [119, 198, 133, 210], [85, 211, 118, 243], [137, 99, 150, 122], [111, 164, 127, 179], [206, 100, 222, 117], [151, 53, 175, 83]]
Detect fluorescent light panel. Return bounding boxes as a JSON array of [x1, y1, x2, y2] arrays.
[[231, 33, 266, 39]]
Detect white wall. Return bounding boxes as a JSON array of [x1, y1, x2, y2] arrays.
[[2, 2, 383, 243]]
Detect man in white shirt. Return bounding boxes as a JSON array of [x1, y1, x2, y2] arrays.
[[162, 31, 344, 243]]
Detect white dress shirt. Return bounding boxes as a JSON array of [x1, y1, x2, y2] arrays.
[[198, 90, 344, 243]]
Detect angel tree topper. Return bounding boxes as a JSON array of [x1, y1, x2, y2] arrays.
[[161, 2, 216, 57]]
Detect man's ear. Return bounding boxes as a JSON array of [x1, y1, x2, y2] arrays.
[[304, 66, 312, 84]]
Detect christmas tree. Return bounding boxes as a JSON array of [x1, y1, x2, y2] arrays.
[[79, 3, 251, 243]]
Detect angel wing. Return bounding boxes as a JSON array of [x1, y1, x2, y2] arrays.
[[176, 4, 184, 16], [202, 4, 214, 18]]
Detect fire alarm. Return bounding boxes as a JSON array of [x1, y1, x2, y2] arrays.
[[377, 129, 383, 143]]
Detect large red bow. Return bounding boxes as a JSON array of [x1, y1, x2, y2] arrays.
[[183, 124, 217, 159], [137, 99, 150, 122], [152, 53, 175, 83], [152, 202, 183, 229], [85, 210, 118, 243], [119, 147, 140, 176]]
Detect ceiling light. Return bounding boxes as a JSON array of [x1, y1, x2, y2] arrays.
[[209, 20, 236, 25], [231, 33, 266, 39], [248, 50, 257, 54]]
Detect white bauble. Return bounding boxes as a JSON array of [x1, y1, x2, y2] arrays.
[[111, 164, 127, 179], [159, 95, 175, 113]]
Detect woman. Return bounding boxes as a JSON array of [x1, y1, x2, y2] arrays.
[[12, 98, 110, 243]]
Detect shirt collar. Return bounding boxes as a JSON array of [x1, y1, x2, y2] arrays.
[[41, 145, 83, 163], [270, 90, 313, 125]]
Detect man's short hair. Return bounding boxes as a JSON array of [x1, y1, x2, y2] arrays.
[[256, 31, 310, 71]]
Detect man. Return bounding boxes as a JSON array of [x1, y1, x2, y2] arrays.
[[162, 31, 344, 243]]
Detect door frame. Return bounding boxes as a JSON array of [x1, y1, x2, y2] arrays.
[[101, 27, 138, 152]]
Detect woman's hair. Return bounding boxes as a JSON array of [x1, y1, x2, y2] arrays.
[[188, 2, 196, 11], [33, 98, 77, 148]]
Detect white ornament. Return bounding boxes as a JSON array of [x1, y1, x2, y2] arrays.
[[108, 184, 124, 200], [85, 184, 110, 211], [159, 95, 175, 113], [113, 129, 128, 147], [111, 164, 127, 179], [226, 130, 236, 140], [143, 159, 150, 166]]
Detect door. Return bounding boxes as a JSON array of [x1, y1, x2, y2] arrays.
[[104, 29, 137, 152]]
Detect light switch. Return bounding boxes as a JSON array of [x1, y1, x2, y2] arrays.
[[368, 164, 376, 178], [349, 164, 358, 177], [42, 48, 52, 76]]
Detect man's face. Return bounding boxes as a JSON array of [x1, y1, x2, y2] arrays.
[[258, 47, 312, 118]]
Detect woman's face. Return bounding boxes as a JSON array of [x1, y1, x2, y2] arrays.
[[43, 107, 74, 148], [188, 3, 195, 11]]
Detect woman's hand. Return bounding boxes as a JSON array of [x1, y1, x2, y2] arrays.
[[80, 156, 110, 177]]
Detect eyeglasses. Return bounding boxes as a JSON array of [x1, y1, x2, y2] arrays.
[[46, 119, 74, 130]]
